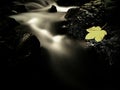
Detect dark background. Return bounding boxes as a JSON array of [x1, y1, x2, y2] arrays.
[[0, 0, 120, 89]]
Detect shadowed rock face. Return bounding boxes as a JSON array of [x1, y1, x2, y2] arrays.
[[65, 0, 105, 39]]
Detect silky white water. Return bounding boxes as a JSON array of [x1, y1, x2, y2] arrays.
[[10, 0, 88, 88]]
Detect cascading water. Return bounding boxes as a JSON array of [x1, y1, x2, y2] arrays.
[[10, 0, 90, 88]]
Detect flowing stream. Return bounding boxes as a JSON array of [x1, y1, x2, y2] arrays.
[[10, 0, 90, 88]]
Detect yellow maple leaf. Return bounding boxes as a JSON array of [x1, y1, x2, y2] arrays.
[[85, 26, 107, 42]]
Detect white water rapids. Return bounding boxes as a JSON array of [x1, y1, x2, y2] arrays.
[[10, 0, 90, 88]]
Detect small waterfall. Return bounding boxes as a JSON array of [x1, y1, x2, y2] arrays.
[[10, 0, 88, 88]]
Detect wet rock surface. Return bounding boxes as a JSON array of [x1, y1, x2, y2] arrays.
[[65, 0, 105, 39], [64, 0, 120, 65]]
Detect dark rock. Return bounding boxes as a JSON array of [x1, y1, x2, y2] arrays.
[[48, 5, 57, 12], [0, 1, 27, 16], [65, 0, 105, 39], [0, 17, 20, 61], [11, 5, 27, 14], [9, 35, 40, 66], [104, 0, 120, 25]]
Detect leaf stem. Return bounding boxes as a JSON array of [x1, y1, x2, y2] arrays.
[[102, 23, 107, 29]]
